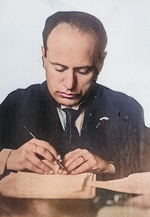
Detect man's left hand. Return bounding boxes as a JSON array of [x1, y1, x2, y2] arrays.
[[63, 148, 115, 175]]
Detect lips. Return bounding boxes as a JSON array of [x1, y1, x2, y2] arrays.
[[58, 92, 78, 99]]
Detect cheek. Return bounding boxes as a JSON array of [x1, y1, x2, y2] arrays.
[[46, 73, 56, 94], [79, 74, 94, 86], [45, 63, 57, 82], [46, 71, 60, 86], [78, 76, 94, 93]]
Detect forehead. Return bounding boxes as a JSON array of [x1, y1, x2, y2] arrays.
[[47, 22, 97, 41], [46, 23, 98, 64]]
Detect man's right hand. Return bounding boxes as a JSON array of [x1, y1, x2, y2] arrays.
[[6, 138, 63, 174]]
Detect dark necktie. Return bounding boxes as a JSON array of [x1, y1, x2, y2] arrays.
[[63, 108, 81, 149]]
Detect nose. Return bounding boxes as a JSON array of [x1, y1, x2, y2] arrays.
[[63, 70, 77, 90]]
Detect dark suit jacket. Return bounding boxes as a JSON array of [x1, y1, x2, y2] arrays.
[[0, 81, 147, 178]]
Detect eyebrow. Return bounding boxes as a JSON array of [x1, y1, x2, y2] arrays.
[[49, 61, 94, 71]]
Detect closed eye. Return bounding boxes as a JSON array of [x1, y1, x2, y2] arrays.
[[49, 61, 94, 75], [54, 65, 67, 72], [75, 66, 94, 75], [50, 61, 67, 72]]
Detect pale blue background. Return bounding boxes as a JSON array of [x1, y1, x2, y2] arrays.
[[0, 0, 150, 126]]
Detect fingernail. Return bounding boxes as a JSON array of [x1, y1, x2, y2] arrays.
[[53, 160, 57, 165], [49, 170, 53, 174], [57, 155, 61, 160], [58, 169, 62, 174], [62, 170, 68, 175]]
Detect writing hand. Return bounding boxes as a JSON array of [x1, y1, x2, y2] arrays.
[[6, 138, 62, 174], [63, 148, 115, 175]]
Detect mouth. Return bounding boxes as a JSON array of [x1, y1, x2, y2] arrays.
[[58, 92, 78, 99]]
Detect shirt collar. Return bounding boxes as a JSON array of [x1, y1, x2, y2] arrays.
[[60, 100, 85, 111]]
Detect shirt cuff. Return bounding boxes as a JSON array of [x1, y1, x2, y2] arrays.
[[0, 149, 12, 175]]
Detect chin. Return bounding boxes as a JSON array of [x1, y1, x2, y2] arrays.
[[59, 99, 79, 107]]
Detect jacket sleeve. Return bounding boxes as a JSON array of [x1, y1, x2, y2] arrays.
[[0, 91, 18, 177], [0, 89, 22, 151], [0, 149, 12, 179]]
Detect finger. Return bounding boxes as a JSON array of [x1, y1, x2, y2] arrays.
[[26, 152, 54, 174], [24, 159, 47, 174], [31, 138, 61, 160], [30, 143, 65, 173], [64, 149, 89, 168], [35, 145, 56, 163], [70, 162, 89, 175], [61, 169, 68, 175], [57, 168, 68, 175], [63, 148, 82, 162], [42, 159, 60, 174], [66, 155, 86, 173]]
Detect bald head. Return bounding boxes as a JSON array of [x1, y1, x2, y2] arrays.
[[42, 11, 107, 57]]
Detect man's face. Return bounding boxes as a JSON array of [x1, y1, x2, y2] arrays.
[[42, 23, 104, 107]]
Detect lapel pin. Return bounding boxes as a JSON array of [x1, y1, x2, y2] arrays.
[[96, 117, 109, 128]]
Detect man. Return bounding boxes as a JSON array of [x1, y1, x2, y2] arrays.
[[0, 11, 147, 179]]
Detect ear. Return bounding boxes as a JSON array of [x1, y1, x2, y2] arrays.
[[96, 51, 107, 72], [41, 46, 46, 68]]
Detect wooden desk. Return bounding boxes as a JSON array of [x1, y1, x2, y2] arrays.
[[0, 196, 96, 217], [1, 195, 150, 217], [1, 172, 150, 216]]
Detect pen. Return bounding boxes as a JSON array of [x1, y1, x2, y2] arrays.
[[23, 125, 65, 169]]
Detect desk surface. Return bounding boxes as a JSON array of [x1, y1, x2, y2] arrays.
[[1, 172, 150, 216], [1, 194, 150, 217], [0, 196, 96, 217]]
